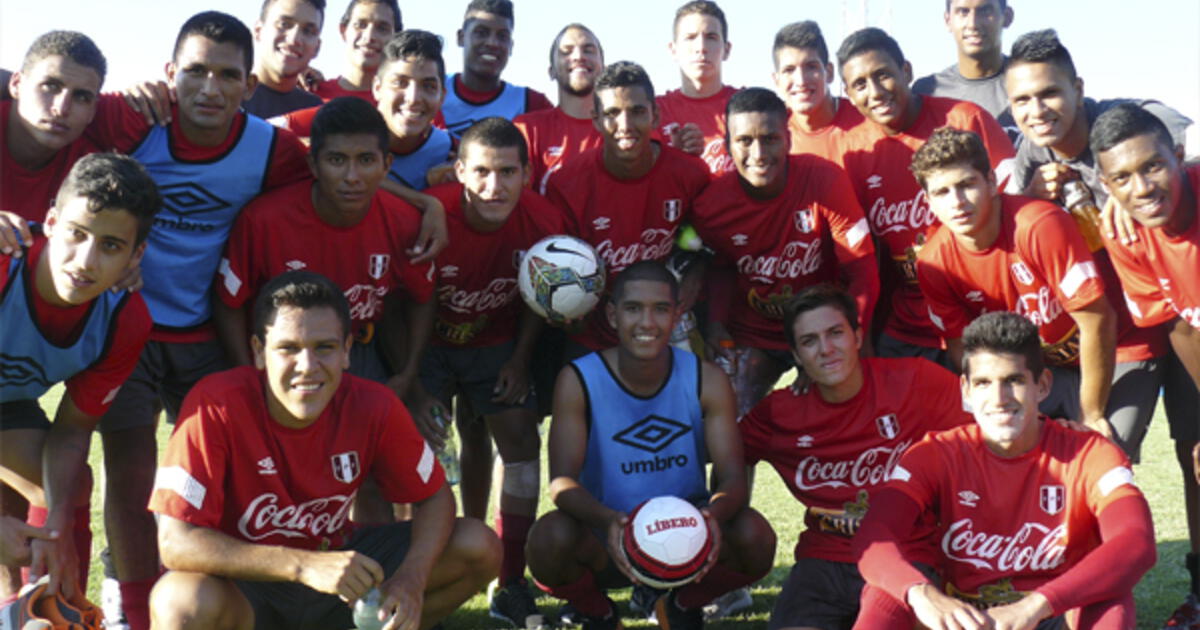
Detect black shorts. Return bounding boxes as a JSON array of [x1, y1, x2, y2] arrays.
[[98, 339, 226, 431], [235, 521, 413, 630], [419, 341, 536, 417], [0, 399, 50, 430]]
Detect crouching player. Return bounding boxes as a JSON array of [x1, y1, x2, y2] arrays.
[[526, 261, 775, 629], [854, 312, 1155, 630], [148, 271, 500, 630], [0, 153, 158, 596]]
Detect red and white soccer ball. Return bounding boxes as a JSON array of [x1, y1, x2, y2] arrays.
[[517, 235, 606, 324], [621, 495, 713, 589]]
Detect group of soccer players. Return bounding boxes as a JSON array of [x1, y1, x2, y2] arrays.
[[1, 0, 1198, 629]]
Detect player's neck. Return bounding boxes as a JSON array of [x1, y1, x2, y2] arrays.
[[255, 63, 300, 93], [792, 98, 837, 133], [340, 66, 375, 92], [603, 141, 660, 180], [558, 91, 594, 120], [882, 94, 922, 136], [461, 69, 502, 94], [33, 247, 75, 308], [957, 50, 1004, 80], [310, 181, 370, 228], [1165, 178, 1197, 237], [608, 347, 672, 397], [983, 416, 1042, 457], [389, 125, 432, 154], [740, 165, 787, 201], [5, 111, 59, 171], [678, 73, 724, 99], [816, 365, 864, 404], [177, 114, 237, 148], [1050, 108, 1090, 160]]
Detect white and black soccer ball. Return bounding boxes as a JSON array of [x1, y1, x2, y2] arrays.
[[620, 495, 713, 590], [517, 235, 606, 324]]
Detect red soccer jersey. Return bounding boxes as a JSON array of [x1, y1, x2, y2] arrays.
[[2, 236, 152, 416], [149, 366, 444, 550], [691, 154, 877, 350], [888, 420, 1141, 602], [313, 78, 377, 104], [787, 97, 864, 164], [1104, 164, 1200, 331], [217, 179, 435, 339], [426, 183, 565, 347], [739, 357, 971, 563], [545, 144, 710, 349], [513, 107, 603, 195], [917, 196, 1105, 366], [840, 96, 1015, 347], [656, 85, 738, 177], [0, 101, 106, 223]]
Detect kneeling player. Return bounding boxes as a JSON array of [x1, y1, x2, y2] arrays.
[[854, 312, 1155, 630], [148, 271, 500, 630], [526, 261, 775, 629], [0, 153, 159, 596]]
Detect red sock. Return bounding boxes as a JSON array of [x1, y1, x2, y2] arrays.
[[850, 584, 914, 630], [534, 571, 610, 618], [496, 511, 534, 583], [21, 506, 48, 585], [677, 563, 757, 610], [119, 577, 157, 630]]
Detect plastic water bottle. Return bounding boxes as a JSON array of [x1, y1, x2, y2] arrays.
[[432, 407, 461, 485], [352, 588, 391, 630], [714, 338, 737, 377]]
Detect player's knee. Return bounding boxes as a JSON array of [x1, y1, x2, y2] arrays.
[[500, 459, 539, 500], [487, 410, 540, 461], [102, 426, 159, 484], [723, 508, 776, 570], [150, 571, 250, 630], [447, 517, 502, 570], [525, 510, 582, 564]]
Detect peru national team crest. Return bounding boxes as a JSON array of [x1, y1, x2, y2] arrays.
[[331, 451, 361, 484], [368, 254, 391, 280], [1011, 261, 1035, 286], [875, 414, 899, 439], [794, 208, 815, 234], [663, 199, 682, 222], [1039, 484, 1065, 515]]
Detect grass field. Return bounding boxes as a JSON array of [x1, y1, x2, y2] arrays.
[[49, 382, 1191, 629]]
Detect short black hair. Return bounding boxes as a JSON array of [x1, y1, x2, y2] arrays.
[[773, 21, 828, 67], [593, 61, 655, 110], [611, 260, 679, 304], [961, 311, 1044, 377], [259, 0, 327, 23], [782, 284, 859, 350], [945, 0, 1006, 10], [339, 0, 402, 31], [253, 270, 352, 341], [460, 116, 528, 166], [310, 97, 390, 157], [463, 0, 513, 26], [1008, 29, 1076, 82], [174, 11, 255, 74], [836, 27, 906, 74], [55, 153, 161, 245], [1090, 102, 1175, 157], [673, 1, 728, 41], [549, 23, 603, 69], [725, 87, 788, 122], [379, 29, 446, 88], [21, 31, 107, 87], [910, 127, 993, 189]]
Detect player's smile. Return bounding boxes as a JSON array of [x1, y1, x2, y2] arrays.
[[1005, 62, 1082, 150], [1097, 133, 1185, 229], [841, 49, 913, 132], [773, 47, 830, 114], [40, 195, 143, 307], [961, 350, 1048, 454], [460, 11, 513, 80], [256, 305, 351, 429]]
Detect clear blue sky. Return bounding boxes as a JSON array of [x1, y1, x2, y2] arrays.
[[2, 0, 1196, 151]]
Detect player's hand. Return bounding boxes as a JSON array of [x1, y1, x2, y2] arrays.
[[906, 583, 992, 630], [605, 512, 640, 584], [789, 368, 813, 396], [691, 507, 722, 582], [0, 211, 33, 257], [112, 263, 143, 293], [1099, 194, 1138, 245], [424, 163, 457, 188], [1052, 418, 1091, 433], [0, 517, 57, 566], [378, 571, 426, 630], [670, 122, 705, 156], [298, 550, 384, 602], [299, 66, 326, 93], [491, 358, 531, 405], [986, 592, 1051, 630], [30, 535, 79, 599], [123, 80, 174, 126], [408, 196, 448, 264], [405, 385, 449, 450], [1081, 415, 1115, 440], [1024, 163, 1074, 201]]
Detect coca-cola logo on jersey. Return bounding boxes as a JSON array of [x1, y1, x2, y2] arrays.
[[701, 139, 733, 174], [737, 240, 823, 281], [595, 228, 676, 272], [437, 278, 518, 315], [868, 189, 936, 234], [1015, 286, 1064, 327], [942, 519, 1067, 573], [793, 440, 912, 491], [237, 493, 354, 542], [344, 284, 387, 321]]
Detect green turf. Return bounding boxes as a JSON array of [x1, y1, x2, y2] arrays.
[[48, 381, 1192, 628]]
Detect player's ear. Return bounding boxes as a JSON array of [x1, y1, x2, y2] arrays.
[[1034, 367, 1051, 403], [824, 62, 834, 84], [165, 61, 177, 87], [340, 334, 352, 369], [453, 156, 467, 182], [606, 299, 616, 329], [251, 334, 266, 370], [128, 241, 148, 271], [901, 61, 913, 86], [1002, 5, 1014, 28], [1073, 77, 1084, 102], [722, 40, 731, 62], [456, 28, 465, 48], [7, 70, 20, 97], [306, 151, 320, 179], [243, 73, 259, 101]]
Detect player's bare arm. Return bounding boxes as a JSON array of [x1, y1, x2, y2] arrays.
[[1168, 317, 1200, 390], [377, 179, 449, 263], [492, 305, 542, 405], [1070, 296, 1117, 435], [378, 484, 457, 630], [0, 211, 33, 257], [698, 360, 745, 524], [0, 517, 56, 567], [211, 299, 252, 366], [157, 515, 384, 602]]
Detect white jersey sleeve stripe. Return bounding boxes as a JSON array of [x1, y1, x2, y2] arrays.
[[1097, 466, 1135, 497], [1059, 261, 1098, 300], [154, 466, 207, 510], [847, 218, 870, 249], [417, 442, 435, 484], [890, 464, 912, 482], [219, 258, 242, 297]]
